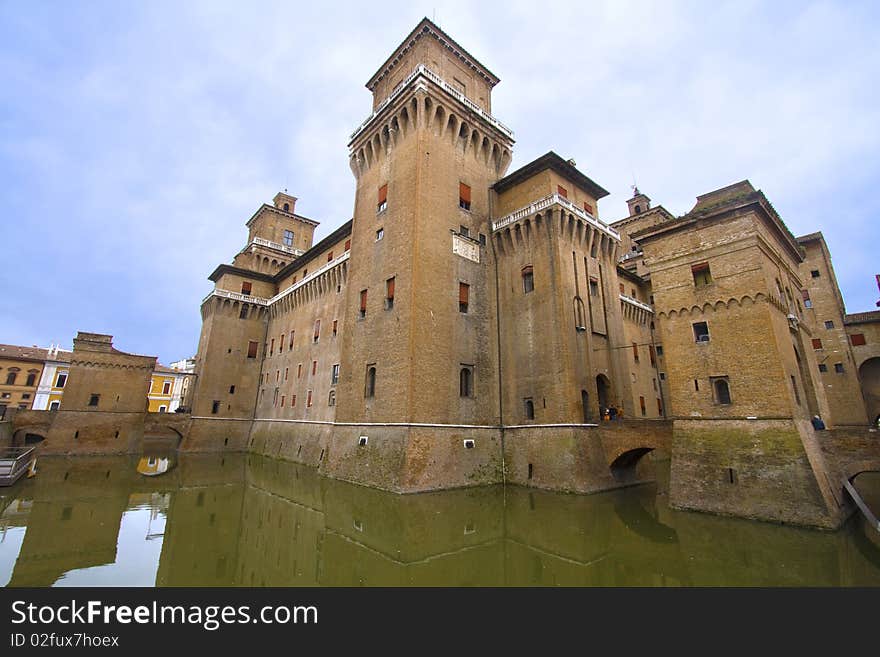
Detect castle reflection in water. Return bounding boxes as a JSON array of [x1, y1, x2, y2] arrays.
[[1, 454, 879, 587]]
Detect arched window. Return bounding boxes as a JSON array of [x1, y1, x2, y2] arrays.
[[524, 398, 535, 420], [365, 366, 376, 398], [634, 205, 641, 213], [460, 367, 472, 397], [574, 296, 586, 330], [283, 202, 290, 212], [5, 372, 16, 385], [26, 373, 36, 386], [522, 265, 534, 293], [328, 390, 336, 407], [714, 378, 731, 405]]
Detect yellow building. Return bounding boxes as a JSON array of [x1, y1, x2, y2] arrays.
[[0, 344, 48, 417], [147, 366, 192, 413]]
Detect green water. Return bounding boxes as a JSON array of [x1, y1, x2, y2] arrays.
[[1, 453, 879, 586]]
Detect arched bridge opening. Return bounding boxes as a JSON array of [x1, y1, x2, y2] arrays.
[[610, 447, 655, 484]]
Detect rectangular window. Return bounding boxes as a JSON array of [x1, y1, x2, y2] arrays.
[[818, 363, 828, 373], [327, 251, 333, 262], [229, 385, 236, 394], [284, 367, 288, 381], [583, 201, 593, 215], [279, 334, 284, 353], [56, 373, 67, 387], [377, 184, 388, 213], [281, 395, 285, 407], [345, 239, 351, 251], [523, 266, 535, 294], [812, 338, 823, 350], [331, 364, 340, 385], [657, 398, 663, 415], [247, 340, 258, 358], [811, 270, 820, 278], [619, 283, 625, 294], [283, 230, 294, 246], [459, 225, 469, 238], [270, 338, 275, 355], [291, 394, 297, 407], [640, 396, 646, 416], [459, 182, 471, 211], [656, 346, 663, 356], [360, 289, 368, 318], [385, 277, 395, 310], [241, 281, 252, 295], [557, 185, 568, 198], [289, 331, 294, 350], [851, 333, 866, 346], [332, 319, 338, 336], [162, 381, 171, 395], [589, 278, 598, 297], [824, 320, 834, 329], [376, 227, 384, 241], [459, 282, 470, 313], [276, 370, 280, 382], [312, 360, 317, 376], [834, 363, 844, 374], [801, 289, 812, 309], [314, 319, 320, 343], [693, 322, 710, 342], [691, 262, 712, 287], [307, 390, 313, 407], [211, 400, 220, 414], [649, 345, 656, 367], [88, 394, 99, 407], [632, 342, 639, 362]]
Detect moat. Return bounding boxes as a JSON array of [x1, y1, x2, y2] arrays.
[[2, 452, 879, 586]]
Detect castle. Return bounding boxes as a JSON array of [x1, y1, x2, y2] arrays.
[[185, 19, 879, 529]]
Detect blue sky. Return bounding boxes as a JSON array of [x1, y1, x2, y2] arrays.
[[2, 0, 878, 364]]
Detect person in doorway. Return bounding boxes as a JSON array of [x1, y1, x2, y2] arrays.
[[811, 415, 826, 430], [609, 405, 617, 421]]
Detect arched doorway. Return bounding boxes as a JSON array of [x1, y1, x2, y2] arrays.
[[858, 357, 880, 426], [596, 374, 611, 417], [581, 390, 590, 423]]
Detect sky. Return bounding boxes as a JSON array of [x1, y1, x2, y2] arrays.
[[1, 0, 878, 364]]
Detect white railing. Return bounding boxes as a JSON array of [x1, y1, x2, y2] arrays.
[[492, 193, 620, 240], [203, 288, 270, 306], [270, 250, 351, 305], [619, 294, 654, 314], [349, 64, 514, 145], [250, 237, 303, 256]]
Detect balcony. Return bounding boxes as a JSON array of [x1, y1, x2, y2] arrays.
[[492, 192, 620, 241], [203, 288, 270, 306], [249, 237, 303, 256]]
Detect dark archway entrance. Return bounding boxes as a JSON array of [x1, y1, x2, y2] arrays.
[[596, 374, 611, 417], [581, 390, 590, 423], [858, 357, 880, 426], [610, 447, 655, 484]]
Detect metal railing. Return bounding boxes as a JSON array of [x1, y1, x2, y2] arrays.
[[0, 446, 36, 486]]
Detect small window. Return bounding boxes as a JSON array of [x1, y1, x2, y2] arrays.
[[460, 366, 473, 398], [557, 185, 568, 198], [459, 225, 469, 238], [283, 202, 290, 212], [26, 373, 36, 387], [459, 282, 470, 313], [49, 400, 60, 410], [385, 277, 395, 310], [649, 345, 656, 366], [656, 346, 663, 356], [619, 283, 625, 294], [247, 341, 258, 358], [307, 390, 313, 407], [589, 278, 599, 297], [824, 320, 834, 329], [522, 266, 535, 294], [632, 343, 639, 362], [812, 338, 822, 350], [639, 396, 646, 416], [818, 363, 828, 373], [5, 373, 16, 385], [279, 333, 285, 353], [158, 405, 167, 413], [359, 289, 368, 318], [459, 182, 471, 211], [810, 270, 820, 278], [691, 262, 712, 287], [328, 390, 336, 407], [283, 230, 294, 247], [712, 377, 732, 405], [284, 367, 288, 381], [850, 333, 866, 346], [332, 320, 338, 336], [239, 304, 249, 319], [241, 281, 252, 296], [634, 205, 641, 214], [834, 363, 844, 374], [312, 360, 317, 376], [327, 251, 333, 262], [524, 398, 535, 420], [377, 184, 388, 213], [331, 364, 340, 385], [229, 385, 236, 394], [479, 233, 486, 247], [345, 239, 351, 251], [365, 365, 377, 398], [693, 322, 710, 342], [376, 228, 384, 241], [88, 394, 100, 407], [314, 319, 321, 342], [162, 381, 171, 395], [270, 338, 275, 355], [298, 364, 302, 378], [56, 373, 67, 387], [583, 201, 593, 215], [22, 393, 31, 400]]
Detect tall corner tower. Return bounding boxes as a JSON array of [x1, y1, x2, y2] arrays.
[[336, 18, 515, 428]]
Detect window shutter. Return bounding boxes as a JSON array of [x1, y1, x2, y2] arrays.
[[583, 201, 593, 214], [557, 185, 568, 198], [378, 184, 388, 204], [314, 320, 320, 339], [360, 289, 368, 313], [812, 338, 822, 349], [459, 282, 469, 304], [387, 277, 395, 299], [241, 281, 252, 295], [459, 182, 471, 203], [691, 262, 709, 273], [801, 289, 810, 301], [328, 251, 333, 262], [851, 333, 866, 346], [345, 239, 351, 251]]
